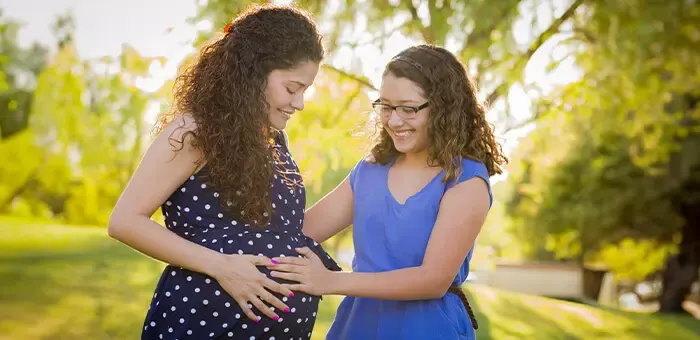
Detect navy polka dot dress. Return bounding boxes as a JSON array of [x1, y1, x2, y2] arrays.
[[141, 132, 341, 340]]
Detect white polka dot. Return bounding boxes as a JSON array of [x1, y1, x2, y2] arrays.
[[191, 308, 197, 314], [168, 327, 173, 333], [209, 332, 215, 337], [187, 330, 193, 335], [297, 318, 302, 323], [183, 297, 188, 302], [175, 285, 180, 290], [162, 312, 167, 318], [209, 224, 215, 228], [193, 196, 199, 201], [180, 318, 185, 323], [228, 332, 233, 337], [277, 317, 283, 323], [165, 291, 171, 297], [302, 297, 306, 302], [235, 313, 240, 319], [248, 240, 254, 245], [215, 290, 220, 296], [205, 204, 211, 210], [241, 324, 248, 329], [213, 311, 218, 317], [284, 328, 289, 333], [171, 306, 176, 311], [231, 220, 238, 225], [203, 299, 209, 305], [171, 271, 176, 276], [291, 308, 296, 313], [196, 216, 202, 221], [206, 278, 211, 284], [267, 244, 273, 249], [214, 192, 219, 197], [200, 320, 206, 326], [282, 297, 288, 302], [195, 288, 200, 293], [184, 207, 190, 212], [264, 327, 269, 332], [181, 187, 186, 192], [150, 321, 156, 327], [201, 184, 207, 189], [225, 302, 231, 307], [218, 213, 223, 218], [223, 323, 228, 328]]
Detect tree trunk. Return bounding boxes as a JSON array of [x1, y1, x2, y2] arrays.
[[659, 191, 700, 314]]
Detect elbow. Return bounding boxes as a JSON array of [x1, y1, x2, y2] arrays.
[[107, 210, 128, 240], [425, 271, 454, 299]]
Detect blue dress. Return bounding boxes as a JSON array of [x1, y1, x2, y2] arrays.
[[326, 157, 492, 340], [141, 132, 340, 340]]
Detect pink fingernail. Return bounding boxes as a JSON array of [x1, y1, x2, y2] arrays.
[[271, 259, 279, 265], [289, 292, 295, 297], [273, 315, 280, 320], [254, 317, 260, 323], [284, 307, 290, 312]]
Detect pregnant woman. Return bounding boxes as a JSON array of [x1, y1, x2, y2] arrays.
[[108, 4, 340, 340]]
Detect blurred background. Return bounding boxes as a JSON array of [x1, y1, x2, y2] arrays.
[[1, 0, 699, 339]]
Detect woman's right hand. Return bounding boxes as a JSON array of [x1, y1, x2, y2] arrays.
[[209, 254, 294, 322]]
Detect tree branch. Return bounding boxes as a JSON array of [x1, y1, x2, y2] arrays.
[[485, 0, 585, 105], [401, 0, 433, 42], [321, 64, 377, 91]]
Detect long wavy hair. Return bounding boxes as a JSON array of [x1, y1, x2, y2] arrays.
[[155, 4, 324, 225], [370, 45, 508, 179]]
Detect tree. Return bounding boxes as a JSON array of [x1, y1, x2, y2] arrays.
[[503, 0, 700, 313]]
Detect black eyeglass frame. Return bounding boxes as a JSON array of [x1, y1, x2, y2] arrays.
[[371, 100, 430, 119]]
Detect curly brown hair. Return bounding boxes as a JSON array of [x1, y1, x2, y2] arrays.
[[370, 44, 508, 179], [155, 4, 324, 225]]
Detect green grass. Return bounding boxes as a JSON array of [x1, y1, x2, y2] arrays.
[[1, 218, 699, 340]]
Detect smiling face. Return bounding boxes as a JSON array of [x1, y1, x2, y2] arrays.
[[378, 72, 431, 155], [264, 60, 320, 130]]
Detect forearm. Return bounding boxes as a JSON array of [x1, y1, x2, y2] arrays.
[[108, 214, 225, 277], [325, 266, 448, 300]]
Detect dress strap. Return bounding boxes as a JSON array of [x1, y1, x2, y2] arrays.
[[447, 285, 479, 330]]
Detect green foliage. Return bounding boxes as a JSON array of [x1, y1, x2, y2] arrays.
[[503, 0, 700, 278]]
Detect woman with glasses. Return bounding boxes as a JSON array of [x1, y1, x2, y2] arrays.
[[267, 44, 508, 339]]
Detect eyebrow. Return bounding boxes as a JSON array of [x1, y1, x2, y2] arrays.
[[378, 97, 421, 105], [289, 80, 308, 88]]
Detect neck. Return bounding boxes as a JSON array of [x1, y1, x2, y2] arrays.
[[396, 150, 431, 168]]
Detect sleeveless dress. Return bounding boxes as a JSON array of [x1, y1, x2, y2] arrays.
[[326, 157, 492, 340], [141, 132, 340, 340]]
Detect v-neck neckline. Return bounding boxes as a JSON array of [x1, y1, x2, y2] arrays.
[[384, 159, 444, 206]]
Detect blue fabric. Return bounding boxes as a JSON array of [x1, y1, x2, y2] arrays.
[[326, 157, 491, 340]]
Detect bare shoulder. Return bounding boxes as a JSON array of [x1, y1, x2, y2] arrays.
[[159, 113, 198, 147]]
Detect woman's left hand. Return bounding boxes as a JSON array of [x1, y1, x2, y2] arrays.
[[268, 247, 332, 296]]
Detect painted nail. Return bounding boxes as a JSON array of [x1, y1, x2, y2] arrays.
[[273, 315, 280, 321], [284, 307, 290, 313], [271, 259, 279, 265], [289, 292, 295, 297], [254, 317, 260, 323]]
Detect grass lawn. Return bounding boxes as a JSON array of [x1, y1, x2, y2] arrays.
[[2, 218, 699, 339]]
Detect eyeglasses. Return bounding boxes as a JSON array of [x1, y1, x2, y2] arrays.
[[372, 100, 430, 120]]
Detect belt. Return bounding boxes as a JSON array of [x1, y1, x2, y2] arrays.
[[447, 285, 479, 330]]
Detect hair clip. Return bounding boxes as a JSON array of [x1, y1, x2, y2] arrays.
[[224, 23, 234, 34], [392, 56, 423, 71]]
